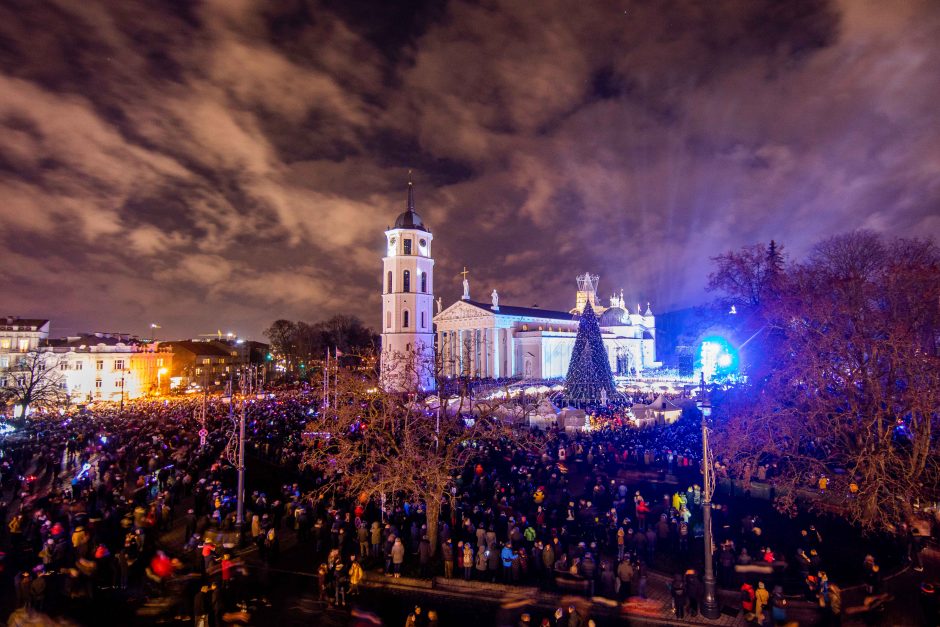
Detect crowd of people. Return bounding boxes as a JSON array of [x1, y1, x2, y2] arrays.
[[0, 383, 936, 626]]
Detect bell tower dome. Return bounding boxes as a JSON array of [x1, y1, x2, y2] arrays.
[[380, 174, 435, 391]]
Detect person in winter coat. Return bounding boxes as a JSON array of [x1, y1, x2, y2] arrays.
[[418, 536, 432, 577], [740, 582, 756, 620], [441, 539, 454, 578], [754, 581, 770, 623], [670, 573, 687, 618], [371, 521, 382, 557], [357, 523, 370, 558], [391, 538, 405, 577], [580, 553, 597, 597], [616, 558, 633, 600], [348, 556, 364, 596], [475, 545, 488, 579], [501, 543, 515, 583], [462, 542, 473, 580]]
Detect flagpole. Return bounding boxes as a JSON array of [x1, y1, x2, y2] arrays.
[[333, 347, 338, 410], [323, 349, 329, 408]]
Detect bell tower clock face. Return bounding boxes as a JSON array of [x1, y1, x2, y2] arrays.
[[419, 238, 428, 254], [388, 236, 397, 256]]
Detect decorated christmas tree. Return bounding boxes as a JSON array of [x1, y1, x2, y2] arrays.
[[565, 300, 616, 403]]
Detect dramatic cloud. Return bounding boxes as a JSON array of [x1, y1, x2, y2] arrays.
[[1, 0, 938, 339]]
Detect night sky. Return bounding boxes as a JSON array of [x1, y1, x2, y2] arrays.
[[2, 0, 939, 340]]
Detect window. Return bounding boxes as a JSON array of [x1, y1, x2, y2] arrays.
[[403, 239, 412, 255], [195, 368, 202, 375], [18, 339, 29, 352], [96, 360, 104, 370], [74, 361, 83, 371], [386, 311, 392, 329], [202, 358, 211, 365], [403, 310, 410, 328], [421, 311, 426, 329], [403, 270, 411, 293], [59, 362, 69, 371], [116, 379, 124, 388], [0, 357, 8, 368], [387, 271, 393, 293], [0, 338, 9, 349], [114, 359, 125, 371], [95, 379, 103, 388], [420, 271, 427, 293]]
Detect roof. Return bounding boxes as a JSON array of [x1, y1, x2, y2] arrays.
[[0, 317, 50, 330], [598, 306, 629, 327], [392, 180, 429, 232], [163, 340, 234, 358], [463, 300, 575, 322], [46, 333, 140, 347], [634, 394, 682, 412]]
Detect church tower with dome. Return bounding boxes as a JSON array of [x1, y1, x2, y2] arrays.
[[380, 177, 436, 392]]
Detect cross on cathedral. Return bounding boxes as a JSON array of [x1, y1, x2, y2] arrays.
[[460, 266, 470, 300]]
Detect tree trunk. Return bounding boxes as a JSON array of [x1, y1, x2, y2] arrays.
[[426, 498, 441, 556]]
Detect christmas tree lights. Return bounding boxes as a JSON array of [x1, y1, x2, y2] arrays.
[[565, 300, 615, 403]]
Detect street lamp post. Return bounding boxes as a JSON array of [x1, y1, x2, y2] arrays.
[[120, 369, 127, 411], [235, 371, 248, 538], [700, 373, 720, 619]]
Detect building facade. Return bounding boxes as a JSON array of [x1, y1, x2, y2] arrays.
[[0, 317, 50, 371], [50, 334, 173, 402], [380, 180, 435, 391], [433, 277, 659, 380]]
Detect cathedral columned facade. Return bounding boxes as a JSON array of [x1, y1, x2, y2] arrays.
[[433, 274, 659, 380]]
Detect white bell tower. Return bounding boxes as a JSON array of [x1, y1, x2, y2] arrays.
[[380, 176, 435, 391]]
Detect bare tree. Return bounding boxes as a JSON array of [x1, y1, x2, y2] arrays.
[[711, 232, 940, 531], [707, 241, 787, 312], [1, 351, 66, 416], [303, 345, 529, 553]]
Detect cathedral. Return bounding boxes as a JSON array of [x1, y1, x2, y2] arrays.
[[380, 180, 659, 391]]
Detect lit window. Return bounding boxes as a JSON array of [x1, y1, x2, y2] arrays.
[[157, 358, 164, 367], [0, 339, 10, 349], [17, 339, 29, 352], [202, 358, 211, 365]]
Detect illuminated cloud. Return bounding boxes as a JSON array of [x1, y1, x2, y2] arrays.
[[0, 0, 938, 338]]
